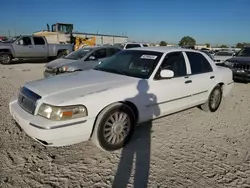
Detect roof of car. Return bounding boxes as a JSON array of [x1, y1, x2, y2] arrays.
[[125, 46, 198, 53]]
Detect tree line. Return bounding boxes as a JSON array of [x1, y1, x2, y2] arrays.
[[159, 36, 248, 48]]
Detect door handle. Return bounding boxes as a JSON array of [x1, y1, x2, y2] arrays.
[[28, 45, 32, 48], [185, 80, 192, 84], [210, 76, 215, 79]]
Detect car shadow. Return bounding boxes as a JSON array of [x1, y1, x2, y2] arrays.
[[112, 79, 161, 188]]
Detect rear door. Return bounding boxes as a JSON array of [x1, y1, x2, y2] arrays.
[[184, 51, 217, 105], [32, 37, 47, 57]]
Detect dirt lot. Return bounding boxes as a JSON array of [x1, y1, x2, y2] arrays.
[[1, 62, 250, 188]]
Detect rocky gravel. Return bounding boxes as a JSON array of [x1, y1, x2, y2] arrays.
[[1, 63, 250, 188]]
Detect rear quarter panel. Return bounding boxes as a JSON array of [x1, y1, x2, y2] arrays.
[[214, 65, 234, 97]]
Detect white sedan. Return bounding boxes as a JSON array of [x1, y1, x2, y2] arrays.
[[9, 47, 234, 151]]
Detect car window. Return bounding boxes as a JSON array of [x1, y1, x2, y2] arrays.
[[33, 37, 45, 45], [155, 52, 187, 79], [22, 37, 32, 45], [92, 48, 107, 59], [94, 50, 163, 79], [186, 52, 213, 74], [107, 48, 121, 57], [125, 44, 141, 49], [143, 44, 148, 47]]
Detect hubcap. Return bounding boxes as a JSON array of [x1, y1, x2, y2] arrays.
[[0, 54, 10, 64], [103, 112, 130, 145], [210, 89, 221, 109]]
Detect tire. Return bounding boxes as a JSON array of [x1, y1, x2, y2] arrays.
[[57, 51, 67, 59], [91, 103, 136, 151], [0, 52, 12, 64], [200, 85, 223, 112]]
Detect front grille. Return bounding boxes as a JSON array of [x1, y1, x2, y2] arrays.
[[18, 87, 42, 114], [232, 63, 250, 71]]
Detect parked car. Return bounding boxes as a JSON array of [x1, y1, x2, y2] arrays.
[[9, 47, 234, 151], [0, 35, 73, 64], [44, 46, 122, 77], [113, 42, 148, 49], [220, 46, 250, 82], [200, 50, 214, 60], [213, 51, 235, 64]]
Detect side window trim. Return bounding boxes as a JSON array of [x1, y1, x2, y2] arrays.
[[182, 52, 192, 75], [153, 51, 188, 80]]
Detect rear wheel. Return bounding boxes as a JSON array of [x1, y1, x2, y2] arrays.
[[0, 52, 12, 64], [91, 103, 136, 151], [57, 51, 68, 59], [200, 85, 223, 112]]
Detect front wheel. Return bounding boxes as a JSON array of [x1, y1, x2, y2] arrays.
[[200, 85, 223, 112], [0, 52, 12, 64], [91, 103, 136, 151]]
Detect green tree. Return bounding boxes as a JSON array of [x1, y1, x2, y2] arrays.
[[178, 36, 196, 46], [205, 43, 211, 48], [159, 41, 167, 46], [236, 43, 244, 48], [220, 45, 227, 48]]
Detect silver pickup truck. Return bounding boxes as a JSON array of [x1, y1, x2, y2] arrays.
[[0, 35, 73, 64]]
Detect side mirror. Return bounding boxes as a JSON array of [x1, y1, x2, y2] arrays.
[[160, 69, 174, 78], [89, 55, 96, 60], [17, 39, 24, 45]]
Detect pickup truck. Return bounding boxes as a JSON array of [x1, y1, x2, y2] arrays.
[[0, 35, 74, 64]]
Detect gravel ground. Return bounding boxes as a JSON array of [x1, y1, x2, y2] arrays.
[[1, 62, 250, 188]]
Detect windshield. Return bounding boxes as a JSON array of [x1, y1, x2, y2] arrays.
[[64, 48, 92, 60], [237, 48, 250, 57], [215, 51, 234, 56], [94, 50, 163, 79]]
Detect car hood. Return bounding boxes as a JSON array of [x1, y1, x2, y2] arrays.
[[24, 69, 138, 97], [46, 58, 79, 69], [213, 55, 232, 61], [227, 57, 250, 64], [0, 42, 12, 48]]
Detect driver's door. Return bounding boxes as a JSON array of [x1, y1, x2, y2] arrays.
[[12, 37, 36, 58], [147, 52, 194, 118]]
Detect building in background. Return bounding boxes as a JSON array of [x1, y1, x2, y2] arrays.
[[73, 32, 128, 46]]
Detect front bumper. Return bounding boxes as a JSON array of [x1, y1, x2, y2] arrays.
[[233, 70, 250, 82], [9, 99, 95, 146], [43, 71, 56, 78]]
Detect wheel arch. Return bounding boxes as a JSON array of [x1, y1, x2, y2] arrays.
[[89, 101, 139, 138]]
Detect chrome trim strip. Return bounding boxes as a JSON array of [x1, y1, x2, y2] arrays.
[[146, 90, 208, 107], [29, 120, 87, 130]]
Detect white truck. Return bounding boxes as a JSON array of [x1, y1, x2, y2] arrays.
[[0, 35, 73, 64]]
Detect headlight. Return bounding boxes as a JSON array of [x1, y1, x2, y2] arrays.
[[38, 103, 88, 121], [57, 66, 68, 73], [224, 61, 232, 66]]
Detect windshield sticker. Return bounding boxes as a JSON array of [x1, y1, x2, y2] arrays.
[[140, 55, 157, 60]]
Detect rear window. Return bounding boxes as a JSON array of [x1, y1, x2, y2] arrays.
[[125, 44, 141, 49]]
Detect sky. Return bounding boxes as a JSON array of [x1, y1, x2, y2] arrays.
[[0, 0, 249, 46]]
